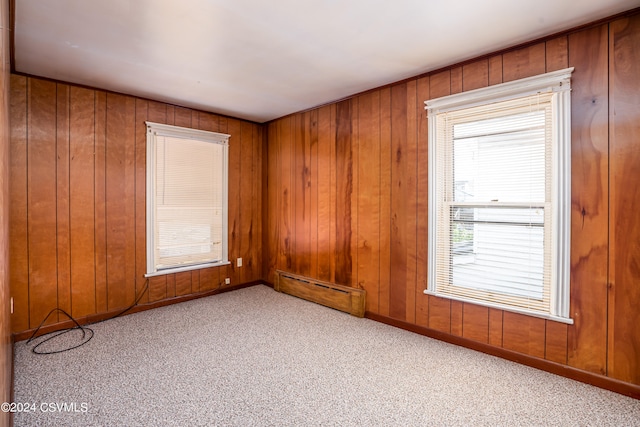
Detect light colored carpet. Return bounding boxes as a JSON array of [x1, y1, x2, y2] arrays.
[[13, 285, 640, 426]]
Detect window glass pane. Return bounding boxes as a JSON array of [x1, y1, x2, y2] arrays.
[[157, 207, 223, 263], [453, 111, 546, 203], [450, 216, 545, 300]]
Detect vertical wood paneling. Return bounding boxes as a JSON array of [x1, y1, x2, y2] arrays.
[[218, 117, 228, 134], [335, 100, 353, 285], [1, 3, 11, 418], [503, 312, 545, 358], [294, 113, 310, 276], [378, 89, 391, 317], [252, 123, 264, 282], [350, 99, 359, 291], [134, 99, 148, 302], [329, 105, 337, 284], [267, 122, 279, 283], [356, 92, 381, 313], [27, 78, 58, 327], [488, 308, 503, 347], [175, 272, 192, 297], [174, 106, 191, 128], [308, 112, 318, 279], [166, 105, 175, 126], [450, 67, 463, 94], [69, 86, 96, 318], [190, 110, 199, 129], [279, 117, 293, 272], [191, 270, 200, 294], [404, 80, 418, 324], [546, 36, 569, 71], [609, 14, 640, 384], [463, 304, 489, 343], [429, 70, 451, 100], [389, 83, 408, 319], [488, 55, 503, 86], [292, 113, 302, 276], [105, 94, 136, 310], [260, 123, 278, 283], [198, 111, 217, 132], [199, 268, 215, 292], [545, 321, 568, 364], [567, 24, 609, 375], [55, 84, 71, 318], [165, 274, 176, 298], [428, 296, 451, 333], [148, 275, 167, 302], [9, 75, 29, 333], [450, 301, 463, 336], [502, 43, 546, 82], [316, 107, 332, 282], [240, 121, 255, 283], [94, 91, 108, 312], [227, 118, 242, 286], [463, 60, 489, 91], [415, 76, 430, 328]]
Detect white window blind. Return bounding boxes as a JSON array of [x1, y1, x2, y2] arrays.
[[146, 122, 230, 276], [425, 68, 573, 323]]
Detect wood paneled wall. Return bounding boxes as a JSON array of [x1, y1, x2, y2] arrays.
[[1, 0, 12, 424], [265, 13, 640, 386], [9, 76, 263, 334]]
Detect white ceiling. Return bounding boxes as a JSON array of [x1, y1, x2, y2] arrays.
[[14, 0, 640, 123]]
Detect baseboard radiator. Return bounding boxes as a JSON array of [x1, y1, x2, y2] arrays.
[[275, 270, 366, 317]]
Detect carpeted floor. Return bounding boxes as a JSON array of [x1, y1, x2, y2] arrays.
[[12, 285, 640, 426]]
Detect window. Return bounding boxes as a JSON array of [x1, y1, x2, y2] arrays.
[[425, 68, 573, 323], [145, 122, 230, 277]]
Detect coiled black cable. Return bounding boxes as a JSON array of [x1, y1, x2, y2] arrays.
[[26, 279, 149, 355]]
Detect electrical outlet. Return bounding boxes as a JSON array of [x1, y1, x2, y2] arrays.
[[225, 278, 231, 285], [237, 258, 242, 267]]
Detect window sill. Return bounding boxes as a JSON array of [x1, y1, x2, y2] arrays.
[[423, 289, 574, 325], [145, 261, 231, 278]]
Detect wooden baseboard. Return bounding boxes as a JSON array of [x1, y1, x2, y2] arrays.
[[275, 271, 365, 317], [12, 281, 265, 342], [365, 311, 640, 400]]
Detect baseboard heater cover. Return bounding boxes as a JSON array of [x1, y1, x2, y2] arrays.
[[275, 271, 366, 317]]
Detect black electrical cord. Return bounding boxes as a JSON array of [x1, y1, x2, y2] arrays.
[[26, 279, 150, 355], [26, 308, 94, 355]]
